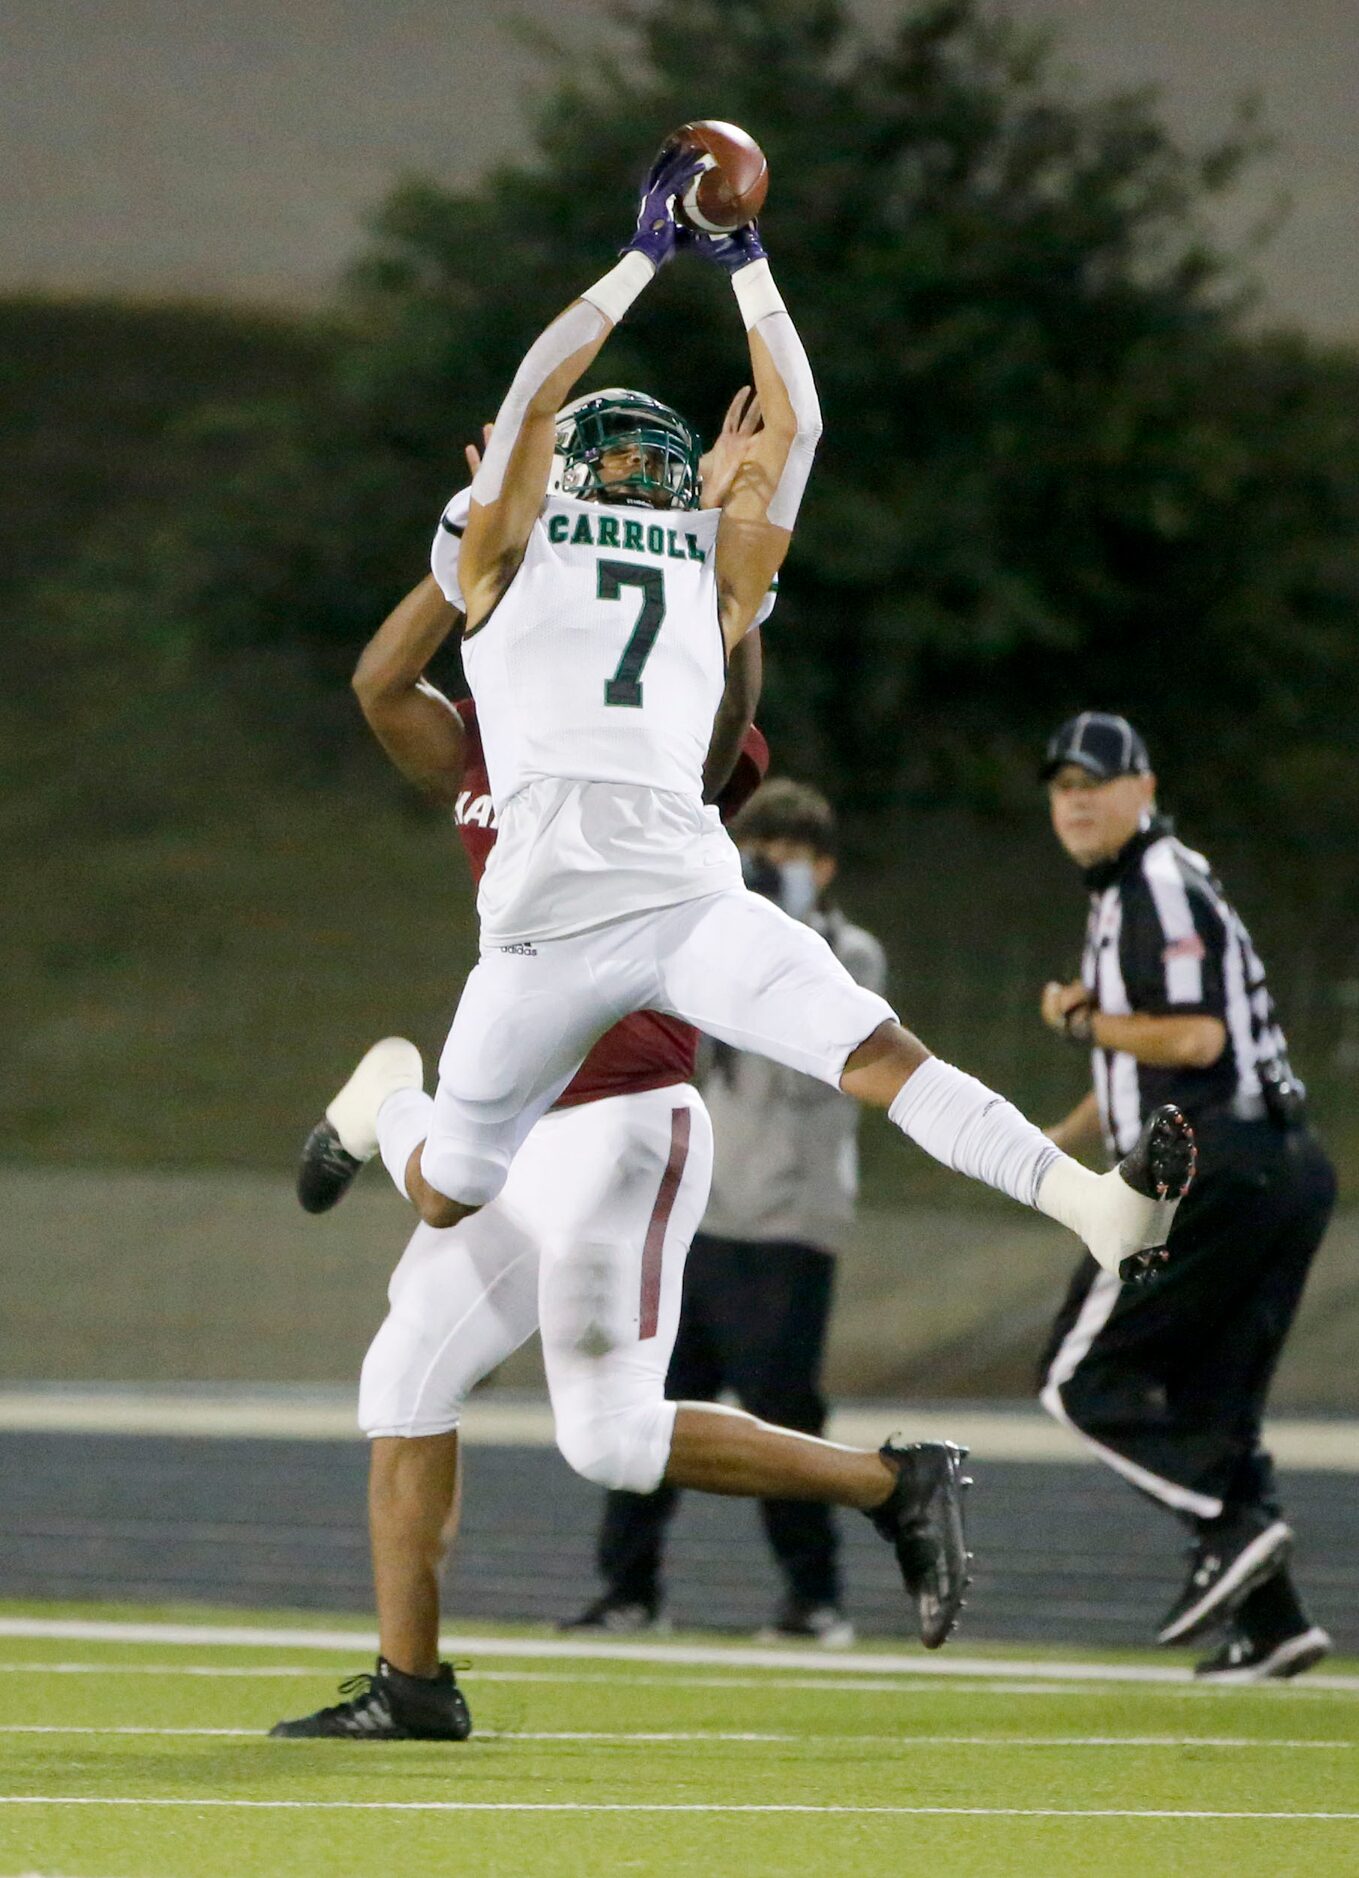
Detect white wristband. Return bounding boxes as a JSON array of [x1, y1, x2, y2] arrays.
[[732, 258, 786, 331], [581, 251, 656, 326]]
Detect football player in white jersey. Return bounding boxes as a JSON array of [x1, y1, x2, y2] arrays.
[[274, 411, 769, 1740], [299, 141, 1196, 1650]]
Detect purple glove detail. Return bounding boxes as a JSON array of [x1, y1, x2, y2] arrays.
[[623, 143, 708, 269], [674, 219, 768, 275]]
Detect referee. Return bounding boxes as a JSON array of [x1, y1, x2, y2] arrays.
[[564, 780, 886, 1646], [1037, 713, 1336, 1681]]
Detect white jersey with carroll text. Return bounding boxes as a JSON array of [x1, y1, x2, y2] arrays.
[[432, 492, 743, 946]]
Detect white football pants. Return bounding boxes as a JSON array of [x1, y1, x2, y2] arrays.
[[421, 886, 895, 1209], [358, 1083, 713, 1494]]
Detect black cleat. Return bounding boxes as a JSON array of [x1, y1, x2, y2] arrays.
[[865, 1440, 972, 1649], [1194, 1622, 1332, 1683], [269, 1657, 471, 1740], [1156, 1511, 1293, 1645], [1114, 1104, 1197, 1282], [755, 1600, 856, 1649], [557, 1595, 668, 1635], [297, 1121, 364, 1215], [296, 1037, 423, 1215]]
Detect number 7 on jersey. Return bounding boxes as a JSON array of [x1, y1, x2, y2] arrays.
[[599, 561, 665, 708]]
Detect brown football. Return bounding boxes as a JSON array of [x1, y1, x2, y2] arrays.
[[671, 120, 768, 233]]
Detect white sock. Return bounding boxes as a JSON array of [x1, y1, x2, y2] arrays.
[[1032, 1154, 1105, 1244], [1035, 1154, 1179, 1275], [887, 1056, 1062, 1207], [377, 1088, 434, 1201]]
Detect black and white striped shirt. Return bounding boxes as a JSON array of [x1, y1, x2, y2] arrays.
[[1080, 819, 1291, 1155]]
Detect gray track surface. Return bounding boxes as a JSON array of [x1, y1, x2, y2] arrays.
[[4, 1433, 1356, 1653], [8, 1167, 1358, 1407]]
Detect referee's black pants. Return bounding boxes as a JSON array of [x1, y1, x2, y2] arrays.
[[1039, 1120, 1335, 1525], [597, 1232, 842, 1612]]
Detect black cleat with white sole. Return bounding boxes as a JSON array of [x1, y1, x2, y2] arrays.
[[866, 1440, 973, 1649], [269, 1657, 471, 1740], [297, 1122, 364, 1215], [1156, 1510, 1293, 1645], [558, 1595, 669, 1635], [1114, 1103, 1197, 1282], [1194, 1622, 1332, 1684], [295, 1037, 423, 1215]]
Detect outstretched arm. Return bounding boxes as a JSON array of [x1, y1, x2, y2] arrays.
[[459, 145, 704, 630], [682, 228, 822, 647], [355, 438, 500, 800], [352, 576, 468, 804], [457, 302, 613, 627], [696, 385, 767, 798]]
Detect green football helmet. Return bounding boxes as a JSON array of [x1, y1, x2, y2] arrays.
[[550, 388, 702, 510]]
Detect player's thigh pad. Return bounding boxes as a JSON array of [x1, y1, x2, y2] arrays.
[[654, 889, 896, 1085], [422, 942, 624, 1207], [357, 1204, 540, 1439], [536, 1085, 714, 1493]]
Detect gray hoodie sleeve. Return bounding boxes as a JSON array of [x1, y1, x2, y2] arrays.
[[697, 911, 888, 1250]]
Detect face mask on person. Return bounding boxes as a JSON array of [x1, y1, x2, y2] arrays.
[[741, 853, 819, 922]]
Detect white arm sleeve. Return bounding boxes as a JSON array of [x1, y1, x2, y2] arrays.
[[430, 485, 472, 610], [731, 260, 822, 531], [467, 255, 658, 508], [755, 310, 822, 529], [469, 301, 606, 506]]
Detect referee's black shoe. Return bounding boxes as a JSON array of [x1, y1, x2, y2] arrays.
[[558, 1594, 669, 1635], [1193, 1622, 1332, 1683], [865, 1440, 972, 1649], [269, 1657, 471, 1740], [1156, 1509, 1294, 1646]]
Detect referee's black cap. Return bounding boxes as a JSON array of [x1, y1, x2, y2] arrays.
[[1040, 712, 1151, 782]]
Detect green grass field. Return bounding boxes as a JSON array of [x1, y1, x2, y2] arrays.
[[3, 1603, 1358, 1877]]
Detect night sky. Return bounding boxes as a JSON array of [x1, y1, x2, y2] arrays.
[[9, 0, 1358, 332]]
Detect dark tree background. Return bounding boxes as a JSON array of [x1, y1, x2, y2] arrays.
[[30, 0, 1359, 837], [6, 0, 1359, 1180]]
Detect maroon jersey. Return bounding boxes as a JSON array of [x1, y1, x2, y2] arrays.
[[450, 698, 768, 1108]]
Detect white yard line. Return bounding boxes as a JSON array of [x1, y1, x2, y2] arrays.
[[2, 1725, 1352, 1748], [0, 1663, 1236, 1698], [5, 1388, 1359, 1470], [0, 1663, 323, 1678], [5, 1727, 261, 1738], [2, 1797, 1358, 1820], [4, 1616, 1359, 1690]]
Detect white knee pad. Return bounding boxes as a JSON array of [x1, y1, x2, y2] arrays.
[[357, 1216, 540, 1438], [417, 944, 614, 1210], [553, 1389, 678, 1494], [530, 1087, 710, 1492], [358, 1311, 468, 1439], [422, 1009, 585, 1208], [418, 1135, 511, 1211]]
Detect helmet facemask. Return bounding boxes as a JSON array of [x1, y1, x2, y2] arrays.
[[551, 390, 702, 511]]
